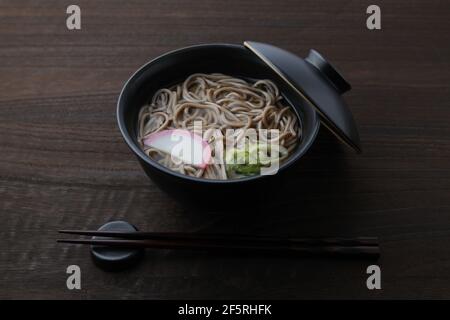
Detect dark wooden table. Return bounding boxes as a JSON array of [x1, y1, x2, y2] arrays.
[[1, 0, 449, 299]]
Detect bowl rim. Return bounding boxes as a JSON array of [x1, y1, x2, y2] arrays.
[[117, 43, 321, 184]]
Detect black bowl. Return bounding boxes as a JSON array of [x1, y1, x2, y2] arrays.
[[117, 44, 320, 206]]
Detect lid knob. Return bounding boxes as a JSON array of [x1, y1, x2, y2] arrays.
[[305, 49, 351, 94]]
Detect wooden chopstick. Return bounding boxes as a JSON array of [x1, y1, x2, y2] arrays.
[[58, 230, 378, 247], [57, 238, 379, 258]]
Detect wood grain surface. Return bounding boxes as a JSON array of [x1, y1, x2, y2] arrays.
[[0, 0, 449, 299]]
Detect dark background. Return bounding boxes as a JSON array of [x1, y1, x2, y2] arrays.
[[1, 0, 449, 299]]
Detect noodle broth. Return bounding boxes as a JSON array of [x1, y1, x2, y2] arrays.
[[137, 73, 302, 180]]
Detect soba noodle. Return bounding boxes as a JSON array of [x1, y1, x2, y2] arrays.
[[137, 73, 301, 180]]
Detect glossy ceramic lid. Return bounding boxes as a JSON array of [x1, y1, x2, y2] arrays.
[[244, 41, 361, 153]]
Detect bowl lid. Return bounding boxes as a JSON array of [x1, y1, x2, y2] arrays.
[[244, 41, 361, 153]]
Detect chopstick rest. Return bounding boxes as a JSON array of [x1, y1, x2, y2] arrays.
[[90, 220, 144, 271]]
